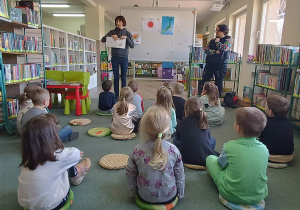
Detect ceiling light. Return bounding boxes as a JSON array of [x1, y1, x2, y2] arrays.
[[41, 4, 70, 8], [52, 14, 85, 17]]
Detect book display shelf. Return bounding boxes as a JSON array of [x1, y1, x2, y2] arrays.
[[250, 44, 300, 127], [188, 46, 241, 98], [43, 25, 97, 89], [134, 61, 161, 77], [0, 0, 44, 135], [100, 48, 113, 82]]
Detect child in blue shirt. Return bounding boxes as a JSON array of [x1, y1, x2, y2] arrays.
[[98, 80, 117, 114]]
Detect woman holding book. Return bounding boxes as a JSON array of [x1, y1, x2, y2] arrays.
[[101, 16, 135, 97], [202, 24, 231, 96]]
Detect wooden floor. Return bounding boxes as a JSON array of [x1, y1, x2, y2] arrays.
[[89, 76, 188, 100]]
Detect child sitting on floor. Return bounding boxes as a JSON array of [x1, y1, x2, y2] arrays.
[[128, 80, 144, 132], [259, 95, 294, 161], [206, 107, 268, 205], [126, 106, 185, 209], [98, 80, 117, 114], [200, 82, 225, 126], [21, 88, 79, 142], [17, 84, 41, 134], [111, 87, 138, 135], [174, 97, 218, 166], [18, 114, 91, 210], [172, 83, 186, 121], [156, 86, 177, 137]]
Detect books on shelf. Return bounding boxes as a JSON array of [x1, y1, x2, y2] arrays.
[[243, 86, 251, 102], [60, 55, 66, 65], [253, 94, 268, 109], [190, 47, 240, 63], [86, 40, 96, 52], [0, 32, 39, 53], [59, 37, 65, 48], [191, 63, 204, 79], [10, 8, 22, 23], [190, 80, 198, 96], [256, 68, 289, 91], [293, 72, 300, 97], [51, 51, 58, 65], [3, 63, 42, 83], [50, 34, 55, 47], [256, 44, 299, 65], [7, 98, 19, 119], [0, 0, 9, 19], [16, 1, 41, 27], [101, 72, 113, 81]]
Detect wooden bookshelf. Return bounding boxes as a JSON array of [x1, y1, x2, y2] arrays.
[[1, 51, 43, 55]]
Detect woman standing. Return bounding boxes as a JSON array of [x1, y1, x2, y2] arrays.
[[202, 24, 231, 96], [101, 16, 135, 97]]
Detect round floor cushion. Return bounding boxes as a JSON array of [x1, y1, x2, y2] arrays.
[[184, 163, 206, 170], [88, 127, 111, 137], [219, 194, 265, 210], [111, 133, 136, 140], [70, 118, 91, 126], [97, 111, 112, 116], [99, 154, 129, 170]]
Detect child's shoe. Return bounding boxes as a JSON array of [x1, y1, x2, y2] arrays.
[[68, 132, 79, 141], [70, 158, 91, 185]]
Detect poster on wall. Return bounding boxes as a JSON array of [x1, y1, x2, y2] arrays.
[[194, 34, 203, 47], [161, 16, 174, 35], [141, 18, 160, 32], [132, 32, 141, 45]]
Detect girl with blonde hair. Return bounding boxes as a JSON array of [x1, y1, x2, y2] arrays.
[[174, 97, 219, 166], [200, 82, 225, 126], [111, 87, 138, 135], [126, 106, 185, 209], [156, 86, 177, 135]]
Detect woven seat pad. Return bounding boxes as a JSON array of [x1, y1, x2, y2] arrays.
[[267, 162, 288, 169], [99, 154, 129, 170], [269, 154, 294, 163], [97, 111, 112, 116], [70, 118, 91, 126], [88, 127, 111, 137], [184, 163, 206, 170], [219, 194, 265, 210], [111, 133, 136, 140]]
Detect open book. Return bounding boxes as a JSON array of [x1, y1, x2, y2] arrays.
[[106, 37, 126, 49]]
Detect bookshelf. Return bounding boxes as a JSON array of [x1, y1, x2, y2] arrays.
[[251, 44, 299, 116], [0, 0, 44, 135], [100, 49, 113, 82], [134, 61, 161, 77], [43, 25, 97, 89], [188, 46, 241, 97]]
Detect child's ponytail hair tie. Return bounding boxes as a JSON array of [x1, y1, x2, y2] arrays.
[[158, 133, 163, 138]]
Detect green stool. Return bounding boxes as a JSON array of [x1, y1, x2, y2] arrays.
[[135, 195, 178, 210]]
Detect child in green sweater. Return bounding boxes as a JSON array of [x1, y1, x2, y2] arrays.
[[206, 107, 269, 205]]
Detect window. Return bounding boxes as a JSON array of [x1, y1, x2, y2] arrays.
[[260, 0, 286, 44], [234, 13, 247, 56]]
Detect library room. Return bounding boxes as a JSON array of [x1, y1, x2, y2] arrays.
[[0, 0, 300, 209]]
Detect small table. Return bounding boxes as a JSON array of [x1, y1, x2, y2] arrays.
[[46, 83, 83, 116]]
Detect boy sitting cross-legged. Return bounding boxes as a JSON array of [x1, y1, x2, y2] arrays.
[[206, 107, 269, 206], [21, 88, 79, 142], [98, 80, 117, 114]]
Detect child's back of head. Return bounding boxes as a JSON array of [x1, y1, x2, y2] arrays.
[[173, 83, 185, 96], [156, 86, 174, 114], [128, 80, 139, 93], [235, 107, 267, 137], [116, 87, 133, 115], [140, 106, 170, 170], [203, 82, 219, 106], [20, 114, 64, 170], [102, 80, 112, 92], [184, 96, 209, 129], [19, 84, 41, 109], [266, 95, 289, 118], [30, 88, 50, 107]]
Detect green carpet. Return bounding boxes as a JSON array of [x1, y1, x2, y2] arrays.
[[0, 98, 299, 209]]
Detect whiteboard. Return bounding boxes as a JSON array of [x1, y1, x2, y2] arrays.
[[121, 7, 196, 62]]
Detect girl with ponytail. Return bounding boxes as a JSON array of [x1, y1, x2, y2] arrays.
[[173, 97, 219, 166], [126, 106, 185, 208], [200, 82, 225, 126], [111, 87, 138, 135]]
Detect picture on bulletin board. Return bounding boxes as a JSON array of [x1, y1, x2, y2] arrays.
[[161, 16, 174, 35], [132, 32, 141, 45], [142, 18, 160, 32]]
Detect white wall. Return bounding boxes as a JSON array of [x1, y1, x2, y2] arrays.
[[197, 0, 300, 97], [43, 16, 85, 35], [105, 15, 114, 34]]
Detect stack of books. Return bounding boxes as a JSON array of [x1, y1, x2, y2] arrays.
[[0, 32, 39, 53], [3, 63, 42, 83], [256, 44, 299, 65]]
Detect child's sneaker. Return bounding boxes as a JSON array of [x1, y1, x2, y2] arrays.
[[70, 158, 91, 186], [68, 132, 79, 141]]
